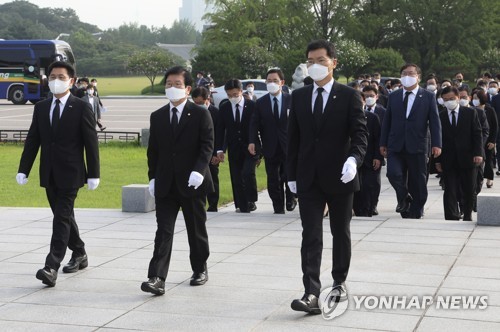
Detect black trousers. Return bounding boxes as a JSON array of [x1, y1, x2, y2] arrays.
[[228, 150, 257, 212], [264, 150, 294, 213], [206, 163, 219, 210], [148, 183, 209, 279], [484, 148, 495, 181], [353, 164, 381, 216], [44, 181, 84, 270], [443, 166, 477, 220], [298, 182, 353, 297], [387, 151, 428, 218]]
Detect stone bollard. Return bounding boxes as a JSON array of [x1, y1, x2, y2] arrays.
[[122, 184, 155, 213], [141, 128, 150, 147], [477, 193, 500, 226]]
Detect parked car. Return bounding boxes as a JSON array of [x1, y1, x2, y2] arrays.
[[211, 79, 267, 108]]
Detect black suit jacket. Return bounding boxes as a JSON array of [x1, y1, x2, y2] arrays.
[[147, 101, 214, 198], [287, 82, 368, 194], [208, 104, 219, 156], [436, 107, 483, 170], [363, 111, 384, 168], [18, 94, 100, 188], [216, 99, 259, 157], [491, 94, 500, 119], [250, 92, 291, 159]]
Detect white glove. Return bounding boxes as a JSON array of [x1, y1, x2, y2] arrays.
[[340, 157, 357, 183], [288, 181, 297, 194], [87, 178, 100, 190], [149, 179, 155, 198], [188, 171, 204, 189], [16, 173, 28, 185]]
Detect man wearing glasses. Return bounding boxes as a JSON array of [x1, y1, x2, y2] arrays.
[[380, 64, 442, 219], [17, 61, 100, 287]]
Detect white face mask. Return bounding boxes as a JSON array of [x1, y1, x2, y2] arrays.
[[229, 96, 241, 105], [48, 79, 71, 95], [437, 97, 444, 105], [459, 99, 469, 107], [88, 90, 94, 95], [488, 87, 498, 95], [401, 75, 418, 88], [246, 86, 254, 93], [165, 87, 186, 102], [444, 99, 459, 110], [365, 97, 376, 107], [375, 79, 380, 84], [307, 64, 330, 82], [427, 85, 437, 92], [266, 83, 280, 94], [392, 86, 399, 91], [472, 99, 481, 107]]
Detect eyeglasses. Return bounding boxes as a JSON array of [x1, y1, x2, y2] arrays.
[[49, 75, 70, 80], [165, 82, 185, 88], [401, 71, 418, 76]]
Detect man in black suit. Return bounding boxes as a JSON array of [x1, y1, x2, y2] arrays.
[[287, 40, 368, 314], [17, 61, 100, 287], [142, 66, 214, 295], [435, 87, 483, 221], [192, 86, 220, 212], [354, 93, 384, 217], [380, 63, 442, 219], [249, 68, 296, 214], [216, 79, 259, 213]]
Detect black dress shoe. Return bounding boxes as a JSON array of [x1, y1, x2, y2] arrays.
[[291, 293, 321, 314], [274, 210, 285, 214], [371, 208, 379, 216], [463, 214, 473, 221], [248, 202, 257, 212], [286, 199, 297, 211], [207, 207, 218, 212], [190, 270, 208, 286], [36, 266, 57, 287], [332, 281, 348, 301], [62, 254, 88, 273], [396, 195, 412, 213], [141, 277, 165, 295]]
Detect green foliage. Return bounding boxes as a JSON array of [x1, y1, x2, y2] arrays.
[[364, 48, 405, 77], [433, 51, 472, 79], [334, 39, 369, 82], [478, 48, 500, 76], [127, 48, 175, 94]]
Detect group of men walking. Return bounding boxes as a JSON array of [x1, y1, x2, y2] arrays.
[[14, 38, 500, 316]]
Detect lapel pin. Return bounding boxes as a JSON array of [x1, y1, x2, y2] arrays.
[[188, 113, 191, 116], [333, 95, 337, 99], [419, 94, 422, 97]]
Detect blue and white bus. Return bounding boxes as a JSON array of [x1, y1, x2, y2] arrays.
[[0, 40, 76, 104]]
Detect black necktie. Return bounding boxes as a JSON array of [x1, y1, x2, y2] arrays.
[[403, 91, 412, 116], [235, 104, 240, 125], [171, 107, 178, 133], [451, 110, 457, 128], [273, 97, 280, 122], [52, 99, 60, 133], [314, 87, 324, 128]]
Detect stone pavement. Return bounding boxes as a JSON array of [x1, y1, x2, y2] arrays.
[[0, 175, 500, 331]]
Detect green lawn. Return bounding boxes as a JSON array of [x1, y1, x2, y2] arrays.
[[1, 143, 268, 209], [95, 76, 161, 96]]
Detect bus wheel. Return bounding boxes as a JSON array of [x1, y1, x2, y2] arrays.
[[9, 86, 28, 105]]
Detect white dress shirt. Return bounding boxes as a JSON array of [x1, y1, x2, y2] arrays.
[[49, 91, 71, 125], [403, 85, 420, 118], [447, 104, 460, 125], [312, 79, 334, 113], [169, 99, 187, 122], [269, 92, 282, 116]]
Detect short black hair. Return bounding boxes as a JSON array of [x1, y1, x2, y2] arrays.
[[79, 77, 89, 84], [86, 85, 95, 91], [91, 78, 97, 82], [458, 86, 470, 95], [306, 40, 336, 59], [472, 89, 488, 105], [483, 72, 492, 78], [48, 61, 76, 78], [191, 86, 210, 100], [400, 63, 422, 76], [224, 78, 242, 91], [303, 76, 314, 86], [489, 81, 499, 87], [441, 86, 459, 97], [164, 66, 193, 86], [362, 86, 378, 95], [266, 68, 285, 81], [391, 78, 401, 86]]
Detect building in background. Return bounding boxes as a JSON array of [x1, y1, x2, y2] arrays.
[[179, 0, 214, 31]]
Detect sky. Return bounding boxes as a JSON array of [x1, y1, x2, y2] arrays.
[[0, 0, 182, 30]]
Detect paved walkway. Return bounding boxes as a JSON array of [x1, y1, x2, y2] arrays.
[[0, 175, 499, 331]]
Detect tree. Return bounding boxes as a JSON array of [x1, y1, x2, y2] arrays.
[[334, 39, 369, 82], [478, 48, 500, 76], [433, 50, 472, 79], [127, 48, 175, 94], [364, 48, 405, 77]]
